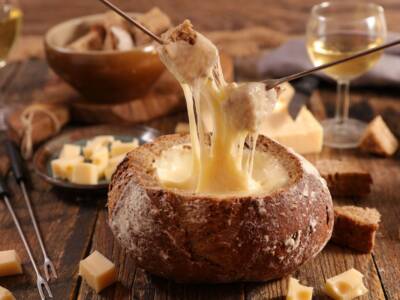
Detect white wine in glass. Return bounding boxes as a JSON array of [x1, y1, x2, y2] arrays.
[[307, 2, 386, 149], [0, 0, 22, 68]]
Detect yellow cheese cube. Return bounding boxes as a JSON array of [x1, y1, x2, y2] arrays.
[[59, 144, 81, 159], [51, 156, 84, 181], [324, 268, 368, 300], [83, 136, 115, 159], [91, 135, 115, 146], [104, 155, 125, 182], [0, 250, 22, 277], [0, 286, 15, 300], [71, 163, 99, 185], [110, 140, 138, 157], [79, 250, 117, 293], [286, 277, 313, 300], [91, 147, 109, 179]]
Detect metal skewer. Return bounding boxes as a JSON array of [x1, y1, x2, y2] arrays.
[[97, 0, 166, 44], [262, 39, 400, 90], [0, 177, 53, 300], [5, 141, 57, 281]]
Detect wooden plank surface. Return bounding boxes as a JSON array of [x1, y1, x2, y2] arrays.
[[0, 14, 399, 298]]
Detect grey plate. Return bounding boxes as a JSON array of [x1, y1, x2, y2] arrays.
[[33, 125, 160, 190]]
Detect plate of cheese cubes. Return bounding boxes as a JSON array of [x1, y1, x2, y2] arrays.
[[33, 125, 159, 190]]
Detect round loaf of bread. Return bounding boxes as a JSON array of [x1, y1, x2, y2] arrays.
[[108, 134, 333, 283]]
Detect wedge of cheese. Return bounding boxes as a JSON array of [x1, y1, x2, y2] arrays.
[[71, 163, 99, 185], [286, 277, 313, 300], [0, 286, 15, 300], [0, 250, 22, 277], [59, 144, 81, 159], [51, 156, 84, 181], [324, 268, 368, 300], [260, 106, 323, 155], [104, 155, 125, 182], [91, 146, 109, 179], [110, 140, 139, 157]]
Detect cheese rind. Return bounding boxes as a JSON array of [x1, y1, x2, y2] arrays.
[[0, 250, 22, 277], [71, 163, 99, 185], [79, 250, 117, 293], [324, 268, 368, 300], [286, 277, 313, 300], [59, 144, 81, 159], [0, 286, 15, 300]]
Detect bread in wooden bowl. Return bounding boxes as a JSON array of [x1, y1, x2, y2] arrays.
[[108, 133, 333, 283]]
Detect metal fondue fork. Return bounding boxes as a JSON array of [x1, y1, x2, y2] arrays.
[[97, 0, 400, 90], [5, 141, 58, 281], [0, 176, 53, 300]]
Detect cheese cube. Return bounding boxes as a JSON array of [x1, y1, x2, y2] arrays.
[[83, 136, 114, 159], [79, 250, 117, 293], [324, 268, 368, 300], [286, 277, 313, 300], [0, 286, 15, 300], [59, 144, 81, 159], [0, 250, 22, 277], [91, 147, 109, 179], [51, 156, 84, 181], [110, 140, 138, 157], [71, 163, 99, 185], [104, 155, 125, 182]]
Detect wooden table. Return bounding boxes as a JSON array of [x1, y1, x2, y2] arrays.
[[0, 57, 399, 300]]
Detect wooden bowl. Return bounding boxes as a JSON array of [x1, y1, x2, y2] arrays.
[[44, 13, 166, 104]]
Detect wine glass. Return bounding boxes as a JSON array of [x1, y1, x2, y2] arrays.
[[306, 2, 386, 149], [0, 0, 22, 68]]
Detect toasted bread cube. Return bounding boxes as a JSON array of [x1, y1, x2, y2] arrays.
[[359, 116, 398, 156], [324, 268, 368, 300], [71, 163, 98, 185], [286, 277, 313, 300], [0, 250, 22, 277], [79, 251, 117, 293], [0, 286, 15, 300], [59, 144, 81, 159], [92, 146, 109, 179], [51, 156, 84, 181], [104, 155, 125, 182], [110, 140, 138, 157]]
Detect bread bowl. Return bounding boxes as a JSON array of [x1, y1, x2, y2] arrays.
[[108, 133, 333, 283]]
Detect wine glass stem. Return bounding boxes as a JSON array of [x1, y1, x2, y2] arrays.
[[335, 80, 350, 124]]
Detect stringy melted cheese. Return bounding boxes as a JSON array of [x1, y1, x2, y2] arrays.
[[155, 20, 283, 195]]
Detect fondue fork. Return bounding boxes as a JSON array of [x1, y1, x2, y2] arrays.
[[96, 0, 400, 90], [262, 39, 400, 90], [97, 0, 166, 44]]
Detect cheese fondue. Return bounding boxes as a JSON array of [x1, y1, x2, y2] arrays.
[[155, 20, 283, 195]]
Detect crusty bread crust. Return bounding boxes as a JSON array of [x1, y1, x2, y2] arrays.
[[108, 134, 333, 283]]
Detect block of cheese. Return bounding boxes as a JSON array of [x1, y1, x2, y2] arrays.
[[105, 155, 125, 182], [51, 156, 84, 181], [0, 286, 15, 300], [71, 163, 99, 185], [83, 136, 114, 159], [359, 115, 398, 156], [110, 140, 139, 157], [286, 277, 313, 300], [324, 268, 368, 300], [91, 146, 109, 179], [175, 122, 190, 134], [79, 250, 117, 293], [260, 106, 323, 155], [59, 144, 81, 159], [0, 250, 22, 277]]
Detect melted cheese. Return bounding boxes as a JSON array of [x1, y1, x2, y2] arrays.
[[156, 21, 278, 195]]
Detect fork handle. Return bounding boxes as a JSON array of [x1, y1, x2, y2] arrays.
[[5, 139, 25, 183]]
